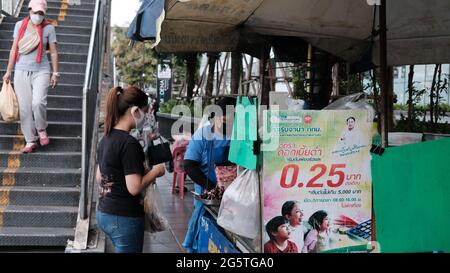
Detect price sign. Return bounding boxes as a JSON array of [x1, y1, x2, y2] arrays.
[[262, 110, 373, 253]]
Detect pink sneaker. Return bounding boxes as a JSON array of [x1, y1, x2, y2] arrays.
[[38, 130, 50, 146], [22, 142, 38, 153]]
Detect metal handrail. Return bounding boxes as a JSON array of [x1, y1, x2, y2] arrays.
[[80, 0, 107, 220], [1, 0, 23, 19], [68, 0, 111, 250]]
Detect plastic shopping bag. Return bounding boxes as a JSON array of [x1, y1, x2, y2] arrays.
[[0, 82, 20, 122], [228, 97, 258, 170], [217, 169, 260, 239], [144, 184, 168, 233], [323, 92, 375, 121]]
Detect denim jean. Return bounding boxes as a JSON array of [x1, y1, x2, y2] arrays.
[[96, 211, 145, 253]]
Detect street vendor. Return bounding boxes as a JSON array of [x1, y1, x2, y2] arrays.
[[182, 97, 237, 253]]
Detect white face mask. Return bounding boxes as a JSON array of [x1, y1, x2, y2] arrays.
[[30, 14, 45, 25], [132, 107, 146, 130]]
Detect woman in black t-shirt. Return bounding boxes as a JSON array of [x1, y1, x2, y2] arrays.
[[96, 86, 165, 253]]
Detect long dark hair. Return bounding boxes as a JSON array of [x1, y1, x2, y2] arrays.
[[104, 86, 148, 136], [308, 210, 328, 231], [281, 201, 297, 219]]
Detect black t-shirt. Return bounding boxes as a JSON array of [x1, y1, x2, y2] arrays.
[[97, 129, 145, 217]]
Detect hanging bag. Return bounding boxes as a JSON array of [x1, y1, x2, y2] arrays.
[[217, 169, 260, 239], [228, 96, 258, 170], [147, 136, 173, 166], [0, 82, 20, 122], [144, 183, 168, 233], [214, 162, 237, 190]]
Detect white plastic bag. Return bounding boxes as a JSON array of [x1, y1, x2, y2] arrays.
[[217, 169, 260, 239], [144, 184, 168, 233], [0, 82, 20, 122], [323, 92, 375, 122], [286, 97, 305, 111]]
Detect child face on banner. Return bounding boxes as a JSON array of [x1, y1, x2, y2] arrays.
[[288, 204, 304, 226], [275, 224, 291, 240], [321, 216, 331, 231]]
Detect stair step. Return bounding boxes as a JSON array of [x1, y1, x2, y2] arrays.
[[48, 83, 84, 96], [51, 42, 89, 54], [0, 92, 82, 109], [0, 186, 80, 206], [57, 52, 89, 63], [53, 62, 87, 74], [52, 72, 86, 85], [0, 19, 92, 30], [0, 69, 86, 85], [0, 31, 90, 44], [0, 205, 78, 227], [0, 49, 88, 63], [47, 108, 82, 122], [48, 95, 83, 108], [60, 63, 87, 74], [47, 2, 95, 9], [47, 1, 96, 9], [20, 6, 95, 17], [0, 167, 81, 187], [46, 0, 96, 4], [0, 135, 81, 152], [0, 151, 81, 168], [0, 121, 82, 137], [0, 227, 75, 246], [0, 40, 89, 54], [0, 23, 92, 35], [0, 82, 83, 96], [0, 0, 94, 246], [0, 59, 87, 74], [55, 20, 92, 28], [2, 12, 94, 24]]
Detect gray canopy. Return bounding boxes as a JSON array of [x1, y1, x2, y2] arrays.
[[156, 0, 450, 66]]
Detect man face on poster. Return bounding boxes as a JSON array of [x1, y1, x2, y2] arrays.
[[340, 116, 363, 147], [346, 117, 356, 131]]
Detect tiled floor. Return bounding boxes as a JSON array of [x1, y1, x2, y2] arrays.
[[104, 172, 195, 253]]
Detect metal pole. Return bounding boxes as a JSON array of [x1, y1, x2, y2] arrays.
[[307, 44, 313, 94], [379, 0, 388, 148]]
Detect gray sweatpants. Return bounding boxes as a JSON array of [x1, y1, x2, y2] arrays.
[[14, 70, 50, 144]]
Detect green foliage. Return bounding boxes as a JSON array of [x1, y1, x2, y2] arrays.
[[291, 64, 308, 100], [394, 120, 450, 134], [340, 73, 372, 95], [172, 55, 186, 86], [111, 27, 157, 87], [404, 82, 427, 128], [160, 99, 194, 115], [394, 103, 450, 113], [159, 99, 179, 114]]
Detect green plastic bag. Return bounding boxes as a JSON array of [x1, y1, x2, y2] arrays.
[[228, 97, 258, 170]]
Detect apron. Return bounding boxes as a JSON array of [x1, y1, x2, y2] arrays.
[[182, 136, 230, 253]]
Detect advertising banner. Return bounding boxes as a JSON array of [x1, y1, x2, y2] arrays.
[[157, 59, 172, 104], [262, 110, 372, 253]]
